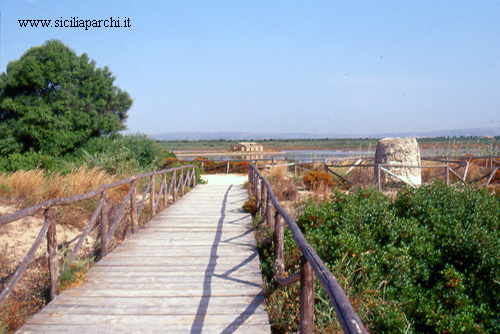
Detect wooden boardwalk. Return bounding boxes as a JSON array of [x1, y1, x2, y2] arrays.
[[18, 175, 270, 333]]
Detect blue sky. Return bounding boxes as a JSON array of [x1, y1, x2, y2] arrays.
[[1, 1, 499, 136]]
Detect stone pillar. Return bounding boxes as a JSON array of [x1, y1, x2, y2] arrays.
[[374, 137, 421, 187]]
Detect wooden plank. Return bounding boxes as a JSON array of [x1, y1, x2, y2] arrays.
[[18, 180, 270, 333], [19, 314, 269, 328], [19, 323, 271, 334]]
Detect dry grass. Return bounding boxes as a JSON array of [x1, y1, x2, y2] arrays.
[[346, 164, 374, 186], [265, 164, 298, 201], [307, 183, 334, 203], [0, 170, 46, 204], [0, 167, 119, 207]]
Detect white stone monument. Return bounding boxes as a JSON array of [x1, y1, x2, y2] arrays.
[[374, 137, 422, 187]]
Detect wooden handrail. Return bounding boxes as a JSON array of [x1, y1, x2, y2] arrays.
[[0, 165, 197, 307], [248, 165, 367, 334]]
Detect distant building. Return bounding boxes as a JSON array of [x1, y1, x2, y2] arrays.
[[231, 142, 264, 152]]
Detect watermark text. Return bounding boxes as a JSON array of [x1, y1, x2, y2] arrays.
[[18, 17, 131, 30]]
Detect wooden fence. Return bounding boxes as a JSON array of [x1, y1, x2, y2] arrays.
[[248, 164, 367, 334], [195, 155, 499, 190], [0, 165, 197, 306], [321, 156, 500, 190]]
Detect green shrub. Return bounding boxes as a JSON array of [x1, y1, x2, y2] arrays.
[[265, 183, 500, 333], [0, 152, 69, 173], [74, 133, 170, 175]]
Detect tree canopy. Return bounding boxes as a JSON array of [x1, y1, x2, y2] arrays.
[[0, 40, 132, 156]]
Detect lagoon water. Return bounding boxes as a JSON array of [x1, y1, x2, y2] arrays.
[[178, 149, 375, 161]]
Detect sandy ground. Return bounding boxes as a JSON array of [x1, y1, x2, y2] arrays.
[[201, 174, 248, 185], [0, 204, 93, 268]]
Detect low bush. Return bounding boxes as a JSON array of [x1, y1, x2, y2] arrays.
[[297, 182, 500, 333], [242, 197, 257, 216], [75, 133, 170, 175], [303, 170, 335, 190], [259, 182, 500, 333]]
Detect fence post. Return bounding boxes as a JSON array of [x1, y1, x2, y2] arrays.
[[266, 194, 273, 232], [273, 212, 284, 278], [46, 207, 59, 301], [180, 168, 185, 196], [101, 190, 109, 257], [150, 175, 156, 215], [192, 166, 196, 187], [227, 161, 230, 174], [160, 173, 166, 207], [260, 185, 266, 217], [130, 180, 138, 234], [299, 255, 315, 334], [255, 178, 261, 212], [446, 163, 450, 185], [173, 170, 177, 203]]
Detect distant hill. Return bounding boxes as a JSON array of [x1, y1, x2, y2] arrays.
[[151, 128, 500, 141]]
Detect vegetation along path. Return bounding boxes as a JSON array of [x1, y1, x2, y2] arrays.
[[18, 174, 270, 333]]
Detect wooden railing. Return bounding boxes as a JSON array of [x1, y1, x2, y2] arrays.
[[0, 165, 197, 306], [248, 165, 367, 334]]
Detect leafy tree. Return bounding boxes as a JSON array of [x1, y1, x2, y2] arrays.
[[0, 40, 132, 156]]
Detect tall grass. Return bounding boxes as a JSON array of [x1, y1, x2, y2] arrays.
[[264, 164, 298, 201], [0, 166, 118, 207]]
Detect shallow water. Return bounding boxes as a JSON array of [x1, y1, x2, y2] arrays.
[[178, 149, 374, 161]]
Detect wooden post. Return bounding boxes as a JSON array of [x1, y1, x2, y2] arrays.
[[162, 173, 167, 207], [248, 167, 252, 188], [150, 175, 156, 216], [260, 185, 266, 217], [101, 191, 109, 257], [273, 212, 284, 278], [266, 194, 273, 231], [446, 163, 450, 185], [253, 170, 257, 191], [226, 161, 230, 174], [255, 178, 261, 212], [46, 207, 59, 301], [299, 255, 315, 334], [180, 168, 185, 196], [192, 166, 196, 187], [294, 163, 297, 176], [463, 160, 470, 182], [172, 170, 177, 203], [130, 180, 138, 234], [201, 161, 204, 173]]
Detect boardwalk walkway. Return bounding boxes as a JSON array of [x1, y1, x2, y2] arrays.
[[18, 175, 270, 333]]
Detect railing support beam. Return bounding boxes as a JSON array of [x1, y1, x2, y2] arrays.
[[300, 255, 315, 334], [101, 191, 109, 257], [46, 207, 59, 301]]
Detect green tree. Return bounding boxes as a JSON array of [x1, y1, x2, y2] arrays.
[[0, 40, 132, 156]]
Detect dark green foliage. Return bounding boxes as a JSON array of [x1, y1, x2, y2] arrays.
[[75, 134, 169, 174], [292, 183, 500, 333], [0, 40, 132, 156], [0, 152, 67, 172], [0, 134, 173, 176]]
